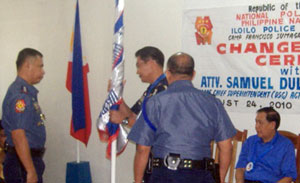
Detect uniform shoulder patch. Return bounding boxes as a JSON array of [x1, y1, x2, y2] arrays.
[[15, 99, 26, 113]]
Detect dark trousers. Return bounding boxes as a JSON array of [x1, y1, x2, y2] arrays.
[[244, 180, 262, 183], [3, 153, 45, 183], [143, 152, 153, 183], [149, 167, 215, 183], [143, 172, 151, 183]]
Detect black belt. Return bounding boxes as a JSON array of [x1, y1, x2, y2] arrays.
[[152, 158, 207, 170], [245, 180, 262, 183], [7, 146, 45, 158]]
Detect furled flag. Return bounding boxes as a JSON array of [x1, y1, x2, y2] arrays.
[[97, 0, 128, 159], [66, 0, 91, 146]]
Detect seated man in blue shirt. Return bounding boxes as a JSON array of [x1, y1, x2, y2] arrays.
[[236, 107, 297, 183], [128, 52, 236, 183]]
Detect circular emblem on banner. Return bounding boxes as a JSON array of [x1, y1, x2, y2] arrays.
[[194, 16, 213, 45], [199, 25, 208, 36], [246, 162, 254, 172]]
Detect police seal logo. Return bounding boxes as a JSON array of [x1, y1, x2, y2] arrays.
[[195, 16, 213, 45], [246, 162, 254, 172], [15, 99, 26, 113]]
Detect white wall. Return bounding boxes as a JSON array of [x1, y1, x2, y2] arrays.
[[0, 0, 299, 183]]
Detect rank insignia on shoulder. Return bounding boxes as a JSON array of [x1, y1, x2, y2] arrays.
[[15, 99, 26, 113], [21, 86, 28, 93]]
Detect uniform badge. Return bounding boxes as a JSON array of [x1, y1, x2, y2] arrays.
[[40, 113, 46, 121], [246, 162, 254, 172], [15, 99, 26, 113], [33, 102, 41, 112], [37, 121, 44, 126], [151, 89, 157, 96]]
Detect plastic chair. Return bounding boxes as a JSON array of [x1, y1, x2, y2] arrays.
[[278, 130, 300, 183], [211, 129, 248, 183]]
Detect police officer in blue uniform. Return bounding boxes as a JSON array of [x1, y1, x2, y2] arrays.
[[2, 48, 46, 183], [109, 46, 168, 182], [109, 46, 167, 128], [128, 52, 236, 183]]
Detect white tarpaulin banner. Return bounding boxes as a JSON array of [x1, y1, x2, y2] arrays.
[[182, 1, 300, 113]]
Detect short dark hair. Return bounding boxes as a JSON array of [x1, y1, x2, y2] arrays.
[[257, 107, 280, 130], [16, 48, 43, 71], [167, 52, 194, 76], [135, 46, 164, 68]]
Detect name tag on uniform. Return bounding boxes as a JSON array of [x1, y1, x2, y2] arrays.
[[246, 162, 254, 172]]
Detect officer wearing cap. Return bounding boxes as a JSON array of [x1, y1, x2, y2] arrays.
[[2, 48, 46, 183], [128, 52, 236, 183]]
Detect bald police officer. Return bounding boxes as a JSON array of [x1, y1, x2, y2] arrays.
[[128, 52, 236, 183], [2, 48, 46, 183]]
